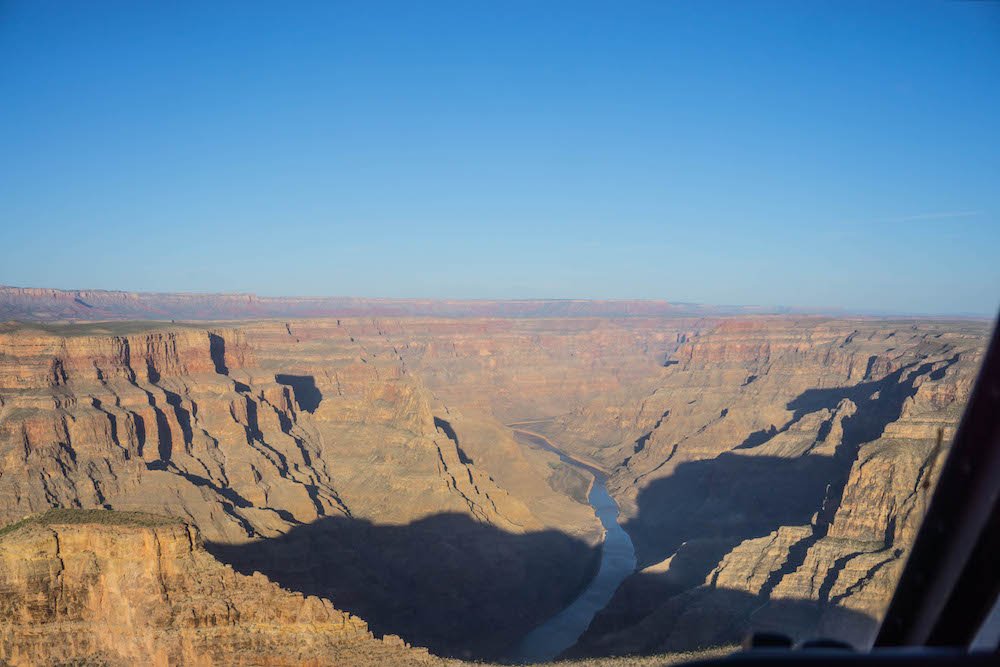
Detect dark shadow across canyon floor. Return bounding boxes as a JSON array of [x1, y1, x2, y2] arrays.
[[207, 512, 600, 661], [564, 366, 948, 658], [208, 364, 940, 661]]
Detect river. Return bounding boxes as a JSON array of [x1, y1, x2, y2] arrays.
[[508, 428, 637, 663]]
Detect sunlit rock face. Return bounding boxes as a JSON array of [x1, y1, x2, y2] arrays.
[[0, 510, 439, 667], [555, 318, 989, 656], [0, 319, 609, 659], [0, 312, 991, 661]]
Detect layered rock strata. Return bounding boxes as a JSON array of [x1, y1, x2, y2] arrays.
[[0, 509, 438, 666], [0, 320, 609, 659], [0, 313, 991, 660], [555, 318, 990, 655]]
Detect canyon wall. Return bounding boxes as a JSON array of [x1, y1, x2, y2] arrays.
[[551, 318, 990, 655], [303, 314, 989, 654], [0, 509, 438, 666], [0, 310, 992, 661], [0, 319, 610, 659]]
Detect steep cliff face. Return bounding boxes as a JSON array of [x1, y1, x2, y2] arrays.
[[0, 509, 437, 666], [0, 324, 341, 541], [0, 320, 603, 659], [265, 317, 687, 423], [560, 318, 990, 656]]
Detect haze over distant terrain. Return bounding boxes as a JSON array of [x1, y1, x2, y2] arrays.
[[2, 2, 999, 315], [0, 285, 830, 322], [3, 286, 995, 323]]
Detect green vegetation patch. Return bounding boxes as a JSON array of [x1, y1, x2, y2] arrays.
[[0, 508, 183, 539], [0, 320, 208, 337]]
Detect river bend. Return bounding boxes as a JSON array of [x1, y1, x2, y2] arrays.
[[508, 428, 637, 663]]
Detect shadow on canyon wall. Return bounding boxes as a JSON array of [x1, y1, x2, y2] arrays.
[[207, 363, 947, 660], [434, 416, 475, 465], [579, 452, 882, 656], [207, 512, 601, 661], [569, 573, 877, 658], [275, 373, 323, 413], [628, 358, 950, 572], [208, 332, 228, 375], [628, 452, 838, 573], [569, 364, 953, 657]]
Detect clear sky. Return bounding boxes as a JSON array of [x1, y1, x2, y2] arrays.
[[1, 1, 998, 315]]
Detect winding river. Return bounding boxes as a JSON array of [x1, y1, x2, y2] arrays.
[[508, 427, 637, 663]]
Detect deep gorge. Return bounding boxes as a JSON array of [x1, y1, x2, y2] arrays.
[[0, 313, 990, 663]]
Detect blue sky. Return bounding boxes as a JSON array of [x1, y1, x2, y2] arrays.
[[1, 1, 998, 315]]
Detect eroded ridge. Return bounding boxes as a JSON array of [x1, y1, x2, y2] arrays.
[[0, 509, 437, 666], [0, 320, 608, 659], [550, 318, 990, 656]]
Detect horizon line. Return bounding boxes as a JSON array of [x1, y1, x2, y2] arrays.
[[0, 283, 995, 321]]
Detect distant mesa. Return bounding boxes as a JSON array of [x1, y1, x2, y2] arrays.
[[0, 284, 820, 322]]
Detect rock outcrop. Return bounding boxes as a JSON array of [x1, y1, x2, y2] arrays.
[[557, 317, 990, 655], [0, 320, 606, 659], [0, 509, 438, 666]]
